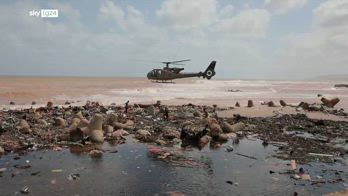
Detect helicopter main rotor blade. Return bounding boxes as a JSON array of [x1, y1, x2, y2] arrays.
[[170, 59, 190, 63], [161, 59, 190, 65]]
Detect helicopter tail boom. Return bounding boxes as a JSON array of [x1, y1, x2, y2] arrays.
[[202, 61, 216, 80]]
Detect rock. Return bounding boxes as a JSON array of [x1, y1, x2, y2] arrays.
[[155, 139, 166, 145], [106, 113, 117, 125], [209, 123, 222, 137], [222, 122, 245, 133], [135, 129, 151, 141], [181, 121, 208, 141], [77, 119, 90, 128], [226, 132, 237, 139], [104, 125, 114, 134], [146, 105, 156, 116], [65, 101, 71, 105], [31, 101, 36, 105], [0, 146, 4, 155], [235, 102, 240, 107], [89, 129, 104, 143], [10, 101, 15, 105], [199, 135, 211, 148], [79, 127, 89, 135], [114, 120, 135, 130], [76, 111, 84, 119], [280, 100, 287, 107], [89, 150, 103, 158], [193, 109, 202, 117], [298, 102, 309, 110], [33, 112, 42, 120], [321, 97, 340, 107], [221, 121, 234, 133], [247, 100, 254, 107], [111, 129, 129, 138], [71, 118, 81, 126], [19, 119, 31, 133], [162, 127, 180, 140], [37, 119, 48, 126], [69, 128, 84, 142], [54, 117, 66, 127], [47, 101, 53, 108], [217, 134, 229, 142], [134, 108, 144, 114], [88, 114, 103, 131], [267, 101, 275, 107], [204, 117, 218, 127]]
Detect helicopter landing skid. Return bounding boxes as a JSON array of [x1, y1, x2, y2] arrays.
[[152, 80, 175, 84]]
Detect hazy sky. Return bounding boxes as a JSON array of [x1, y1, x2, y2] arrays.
[[0, 0, 347, 80]]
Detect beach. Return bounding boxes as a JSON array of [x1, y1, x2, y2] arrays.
[[1, 76, 348, 195], [1, 76, 348, 110]]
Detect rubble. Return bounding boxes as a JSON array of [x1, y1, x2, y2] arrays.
[[135, 129, 151, 141], [46, 101, 53, 108], [0, 101, 346, 164], [89, 149, 103, 158], [280, 100, 287, 107], [334, 84, 348, 88], [221, 122, 245, 133], [18, 119, 31, 134], [235, 102, 240, 107], [54, 117, 66, 127], [0, 146, 4, 155], [321, 97, 340, 107], [247, 100, 254, 107], [88, 114, 104, 143]]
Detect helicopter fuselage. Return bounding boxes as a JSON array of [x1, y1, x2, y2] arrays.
[[147, 68, 202, 81], [146, 60, 216, 81]]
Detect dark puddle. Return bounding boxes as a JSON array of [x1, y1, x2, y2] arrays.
[[0, 138, 347, 196]]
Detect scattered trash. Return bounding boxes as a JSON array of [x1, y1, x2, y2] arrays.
[[308, 153, 333, 157], [51, 169, 63, 173], [30, 171, 40, 176], [226, 145, 234, 152], [291, 160, 297, 170], [226, 180, 233, 185], [235, 153, 257, 160], [20, 186, 29, 194], [67, 173, 80, 181], [14, 164, 31, 169]]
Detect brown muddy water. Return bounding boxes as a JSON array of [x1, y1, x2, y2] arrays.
[[1, 137, 347, 196]]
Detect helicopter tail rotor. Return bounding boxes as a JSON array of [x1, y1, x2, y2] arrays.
[[203, 61, 216, 80]]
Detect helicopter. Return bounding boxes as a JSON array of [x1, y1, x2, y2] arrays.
[[146, 59, 216, 82]]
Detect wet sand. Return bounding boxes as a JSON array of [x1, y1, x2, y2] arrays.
[[1, 76, 348, 111]]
